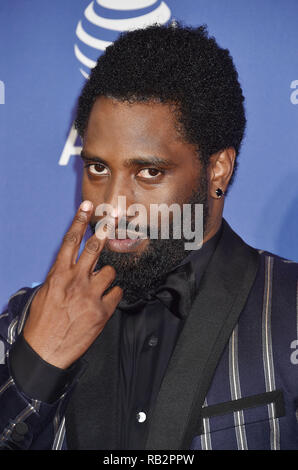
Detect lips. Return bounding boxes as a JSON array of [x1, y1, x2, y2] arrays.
[[106, 229, 147, 252]]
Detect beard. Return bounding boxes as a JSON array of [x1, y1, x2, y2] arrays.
[[90, 169, 209, 304]]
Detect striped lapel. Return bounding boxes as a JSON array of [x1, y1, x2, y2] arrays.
[[145, 220, 260, 450]]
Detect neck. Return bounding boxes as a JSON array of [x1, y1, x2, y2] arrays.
[[203, 213, 223, 244]]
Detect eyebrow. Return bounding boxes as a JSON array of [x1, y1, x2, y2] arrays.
[[80, 151, 175, 168]]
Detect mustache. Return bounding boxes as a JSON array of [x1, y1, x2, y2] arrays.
[[89, 217, 151, 238]]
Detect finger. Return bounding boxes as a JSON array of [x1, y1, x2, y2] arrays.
[[86, 218, 117, 275], [54, 201, 93, 270], [102, 285, 123, 313], [76, 231, 108, 276], [90, 265, 117, 294]]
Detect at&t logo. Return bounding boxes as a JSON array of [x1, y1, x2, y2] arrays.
[[59, 0, 172, 166]]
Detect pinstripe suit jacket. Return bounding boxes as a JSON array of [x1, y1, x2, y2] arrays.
[[0, 221, 297, 450]]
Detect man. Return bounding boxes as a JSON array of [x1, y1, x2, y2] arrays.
[[0, 23, 297, 450]]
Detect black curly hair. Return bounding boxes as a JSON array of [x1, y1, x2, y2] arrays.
[[75, 21, 246, 190]]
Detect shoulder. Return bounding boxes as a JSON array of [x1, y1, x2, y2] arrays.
[[244, 249, 297, 340], [254, 248, 298, 266], [221, 219, 298, 284], [254, 249, 297, 293], [222, 219, 297, 308]]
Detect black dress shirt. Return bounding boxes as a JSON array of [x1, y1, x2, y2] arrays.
[[10, 225, 222, 449]]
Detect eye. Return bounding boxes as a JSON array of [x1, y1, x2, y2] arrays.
[[85, 163, 109, 176], [138, 168, 163, 179]]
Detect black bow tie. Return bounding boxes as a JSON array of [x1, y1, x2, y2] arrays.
[[117, 261, 196, 319]]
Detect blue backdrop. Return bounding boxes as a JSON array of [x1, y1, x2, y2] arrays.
[[0, 0, 297, 308]]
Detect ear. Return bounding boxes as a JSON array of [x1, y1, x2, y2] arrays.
[[208, 147, 236, 199]]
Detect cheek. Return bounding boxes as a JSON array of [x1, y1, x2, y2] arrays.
[[152, 183, 194, 206], [132, 179, 197, 213], [81, 175, 104, 206]]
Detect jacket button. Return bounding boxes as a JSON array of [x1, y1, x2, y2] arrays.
[[11, 422, 28, 442], [148, 336, 158, 347], [136, 411, 147, 423]]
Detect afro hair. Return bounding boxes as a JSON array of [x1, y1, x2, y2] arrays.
[[75, 21, 246, 189]]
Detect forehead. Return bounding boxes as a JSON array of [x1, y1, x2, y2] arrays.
[[84, 95, 185, 149]]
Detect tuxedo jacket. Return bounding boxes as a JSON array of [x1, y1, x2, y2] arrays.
[[0, 220, 297, 450]]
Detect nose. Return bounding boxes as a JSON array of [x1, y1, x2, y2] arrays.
[[102, 175, 135, 222]]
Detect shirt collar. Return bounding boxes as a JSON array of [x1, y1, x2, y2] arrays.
[[118, 220, 223, 317], [179, 220, 223, 289]]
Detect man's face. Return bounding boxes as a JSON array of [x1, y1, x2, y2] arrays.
[[81, 96, 209, 301]]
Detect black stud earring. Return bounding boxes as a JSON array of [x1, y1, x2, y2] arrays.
[[215, 188, 224, 198]]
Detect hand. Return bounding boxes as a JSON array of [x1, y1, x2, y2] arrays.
[[23, 201, 122, 369]]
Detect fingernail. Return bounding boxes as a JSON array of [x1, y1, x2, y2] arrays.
[[80, 200, 93, 212]]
